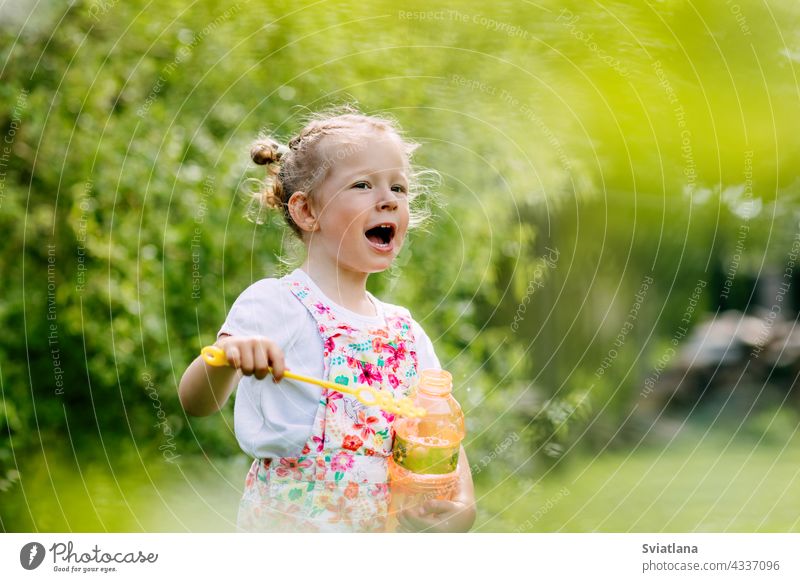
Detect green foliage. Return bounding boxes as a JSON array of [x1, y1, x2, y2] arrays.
[[1, 0, 799, 531]]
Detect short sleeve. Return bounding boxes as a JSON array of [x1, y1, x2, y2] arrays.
[[217, 279, 300, 350], [412, 320, 441, 372]]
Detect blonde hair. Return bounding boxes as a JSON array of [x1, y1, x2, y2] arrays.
[[248, 106, 432, 237]]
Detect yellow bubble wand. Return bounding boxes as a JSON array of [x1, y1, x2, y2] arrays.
[[201, 345, 426, 418]]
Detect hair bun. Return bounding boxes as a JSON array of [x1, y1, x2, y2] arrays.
[[250, 139, 288, 165]]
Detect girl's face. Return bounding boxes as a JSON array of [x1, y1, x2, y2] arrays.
[[308, 133, 410, 274]]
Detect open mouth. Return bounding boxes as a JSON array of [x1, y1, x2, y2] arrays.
[[364, 223, 396, 250]]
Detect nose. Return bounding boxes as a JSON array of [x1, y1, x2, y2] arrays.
[[377, 189, 399, 211]]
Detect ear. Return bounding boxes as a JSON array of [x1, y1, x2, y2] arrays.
[[287, 191, 319, 233]]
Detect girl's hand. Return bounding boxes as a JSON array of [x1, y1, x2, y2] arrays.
[[397, 498, 476, 533], [396, 446, 476, 533], [214, 335, 286, 381]]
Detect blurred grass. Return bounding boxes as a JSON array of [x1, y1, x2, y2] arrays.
[[3, 414, 799, 532], [476, 421, 800, 532], [1, 443, 250, 532]]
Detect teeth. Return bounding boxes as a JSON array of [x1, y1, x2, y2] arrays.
[[365, 223, 394, 248]]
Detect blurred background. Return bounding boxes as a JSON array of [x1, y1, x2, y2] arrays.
[[1, 0, 800, 532]]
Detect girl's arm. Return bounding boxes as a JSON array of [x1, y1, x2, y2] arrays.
[[178, 335, 286, 416], [446, 445, 477, 529], [178, 354, 241, 416], [456, 445, 476, 510], [397, 445, 477, 532]]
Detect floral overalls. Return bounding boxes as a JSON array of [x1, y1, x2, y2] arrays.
[[237, 278, 419, 532]]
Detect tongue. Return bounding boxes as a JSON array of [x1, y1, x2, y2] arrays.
[[366, 232, 384, 245]]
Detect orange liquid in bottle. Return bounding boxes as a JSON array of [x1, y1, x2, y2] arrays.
[[387, 369, 465, 530]]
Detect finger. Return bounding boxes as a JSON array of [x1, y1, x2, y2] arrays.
[[397, 511, 420, 533], [225, 345, 241, 370], [252, 342, 269, 379], [266, 342, 286, 381], [398, 507, 432, 532], [239, 344, 255, 376], [411, 506, 429, 520], [423, 499, 458, 515]]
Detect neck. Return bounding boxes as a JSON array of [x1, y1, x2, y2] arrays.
[[300, 254, 375, 317]]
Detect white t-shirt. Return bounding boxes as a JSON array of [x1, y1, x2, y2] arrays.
[[218, 268, 441, 459]]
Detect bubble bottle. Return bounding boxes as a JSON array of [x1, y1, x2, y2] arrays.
[[387, 369, 465, 530]]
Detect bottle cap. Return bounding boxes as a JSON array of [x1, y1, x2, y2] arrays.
[[418, 369, 453, 395]]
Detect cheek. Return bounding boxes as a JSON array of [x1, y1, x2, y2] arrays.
[[399, 208, 411, 235], [342, 222, 366, 245]]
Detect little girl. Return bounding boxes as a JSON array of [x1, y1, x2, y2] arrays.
[[179, 108, 475, 532]]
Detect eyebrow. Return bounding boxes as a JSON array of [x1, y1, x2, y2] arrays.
[[342, 167, 409, 182]]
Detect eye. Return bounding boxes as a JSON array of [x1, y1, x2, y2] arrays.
[[352, 181, 371, 189], [391, 184, 408, 194]]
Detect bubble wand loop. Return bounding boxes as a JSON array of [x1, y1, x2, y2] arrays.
[[201, 345, 426, 418]]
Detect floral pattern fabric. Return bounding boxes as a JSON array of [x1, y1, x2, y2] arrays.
[[237, 279, 419, 532]]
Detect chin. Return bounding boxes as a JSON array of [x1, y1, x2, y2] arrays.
[[338, 258, 394, 275], [366, 261, 395, 274]]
